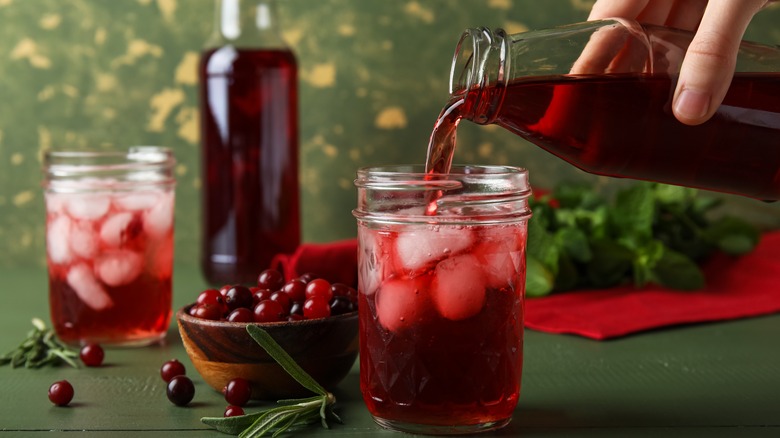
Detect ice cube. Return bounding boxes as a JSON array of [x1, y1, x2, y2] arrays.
[[431, 254, 486, 321], [95, 250, 143, 287], [376, 276, 431, 333], [66, 193, 111, 220], [146, 237, 174, 278], [395, 227, 474, 271], [66, 263, 113, 310], [358, 229, 397, 296], [69, 221, 98, 259], [100, 212, 140, 247], [143, 192, 174, 239], [474, 225, 525, 289], [45, 192, 67, 215], [114, 191, 160, 211], [47, 216, 73, 264]]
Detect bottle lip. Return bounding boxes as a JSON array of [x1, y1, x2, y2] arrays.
[[449, 27, 509, 96]]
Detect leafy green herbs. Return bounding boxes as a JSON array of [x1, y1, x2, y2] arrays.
[[526, 182, 760, 297], [201, 325, 341, 437], [0, 318, 79, 369]]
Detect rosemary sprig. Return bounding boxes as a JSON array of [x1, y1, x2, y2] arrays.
[[201, 325, 342, 437], [0, 318, 79, 369]]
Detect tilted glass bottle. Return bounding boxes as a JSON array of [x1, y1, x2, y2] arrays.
[[200, 0, 300, 284], [445, 20, 780, 200]]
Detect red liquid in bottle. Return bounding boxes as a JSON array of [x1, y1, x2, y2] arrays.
[[200, 48, 300, 285], [428, 72, 780, 201]]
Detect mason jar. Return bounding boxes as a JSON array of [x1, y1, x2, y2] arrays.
[[43, 147, 176, 346], [353, 164, 532, 434]]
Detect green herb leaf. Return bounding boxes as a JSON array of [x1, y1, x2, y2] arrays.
[[246, 325, 327, 397], [525, 256, 555, 297], [612, 183, 655, 238], [704, 217, 760, 255], [0, 319, 78, 369], [652, 248, 705, 290], [586, 239, 634, 288]]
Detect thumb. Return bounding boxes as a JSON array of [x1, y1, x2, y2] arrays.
[[672, 0, 767, 125]]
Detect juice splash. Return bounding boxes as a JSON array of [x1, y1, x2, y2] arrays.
[[45, 188, 174, 346], [200, 47, 300, 285]]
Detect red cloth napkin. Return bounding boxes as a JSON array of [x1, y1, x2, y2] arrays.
[[271, 239, 358, 288], [525, 230, 780, 340], [272, 232, 780, 340]]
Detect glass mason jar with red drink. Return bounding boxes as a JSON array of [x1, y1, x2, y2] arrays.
[[43, 147, 175, 346], [353, 165, 532, 434]]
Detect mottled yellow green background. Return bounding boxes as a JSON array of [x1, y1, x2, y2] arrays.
[[1, 0, 779, 270]]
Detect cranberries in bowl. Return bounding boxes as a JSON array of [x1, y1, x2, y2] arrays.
[[177, 269, 358, 400]]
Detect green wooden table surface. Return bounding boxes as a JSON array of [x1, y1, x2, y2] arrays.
[[1, 265, 779, 437]]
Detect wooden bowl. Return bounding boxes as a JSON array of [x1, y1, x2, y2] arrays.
[[176, 305, 359, 400]]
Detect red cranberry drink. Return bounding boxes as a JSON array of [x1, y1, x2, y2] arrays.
[[44, 148, 175, 346], [354, 165, 531, 434]]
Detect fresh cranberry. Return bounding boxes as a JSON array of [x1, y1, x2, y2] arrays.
[[331, 283, 358, 302], [160, 359, 186, 383], [289, 301, 303, 316], [225, 285, 253, 311], [330, 295, 355, 316], [287, 313, 304, 322], [224, 405, 245, 417], [251, 288, 274, 306], [304, 296, 331, 319], [219, 284, 233, 299], [223, 377, 252, 406], [270, 291, 292, 314], [167, 375, 195, 406], [48, 380, 74, 406], [257, 269, 284, 290], [80, 343, 104, 367], [227, 308, 254, 323], [191, 304, 223, 321], [253, 300, 285, 323], [297, 272, 317, 284], [197, 289, 224, 307], [281, 279, 307, 303], [306, 279, 333, 302]]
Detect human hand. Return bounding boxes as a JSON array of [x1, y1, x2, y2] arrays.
[[589, 0, 774, 125]]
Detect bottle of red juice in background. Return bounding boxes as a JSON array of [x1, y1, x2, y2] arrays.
[[199, 0, 300, 285]]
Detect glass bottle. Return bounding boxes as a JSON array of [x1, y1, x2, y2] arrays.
[[438, 19, 780, 200], [200, 0, 300, 285]]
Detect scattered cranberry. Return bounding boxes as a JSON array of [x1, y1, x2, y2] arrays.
[[330, 295, 355, 316], [332, 283, 358, 302], [251, 288, 274, 306], [270, 290, 292, 313], [79, 343, 104, 367], [281, 279, 307, 303], [223, 378, 252, 406], [191, 304, 223, 321], [306, 279, 333, 302], [304, 296, 331, 319], [227, 307, 254, 323], [160, 359, 186, 383], [224, 405, 245, 417], [219, 284, 232, 299], [298, 272, 317, 284], [224, 285, 253, 311], [289, 301, 303, 316], [197, 288, 224, 307], [48, 380, 74, 406], [253, 300, 285, 323], [257, 269, 285, 290], [167, 375, 195, 406], [287, 313, 304, 322]]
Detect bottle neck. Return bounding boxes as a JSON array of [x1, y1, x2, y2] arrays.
[[449, 28, 509, 125], [207, 0, 287, 49]]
